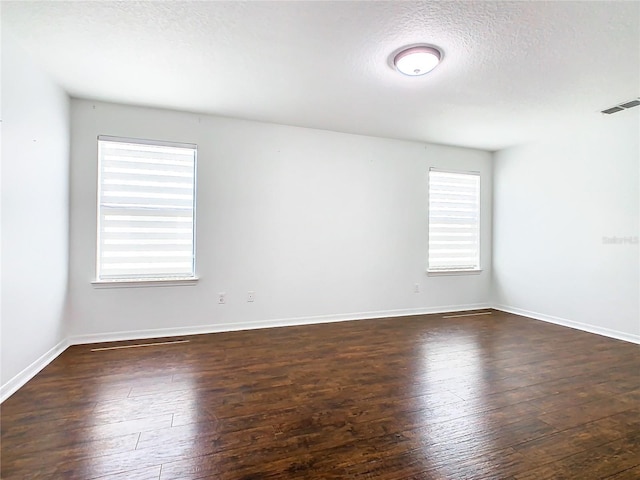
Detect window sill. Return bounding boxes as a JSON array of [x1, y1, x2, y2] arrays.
[[92, 277, 199, 288], [427, 269, 482, 277]]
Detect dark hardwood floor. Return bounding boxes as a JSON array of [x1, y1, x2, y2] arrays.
[[1, 309, 639, 479]]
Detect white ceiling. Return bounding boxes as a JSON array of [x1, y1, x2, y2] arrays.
[[2, 1, 639, 151]]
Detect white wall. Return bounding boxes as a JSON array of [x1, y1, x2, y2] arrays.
[[1, 35, 70, 398], [493, 111, 640, 341], [69, 100, 492, 340]]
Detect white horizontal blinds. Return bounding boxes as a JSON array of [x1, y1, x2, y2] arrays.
[[428, 169, 480, 271], [97, 137, 196, 280]]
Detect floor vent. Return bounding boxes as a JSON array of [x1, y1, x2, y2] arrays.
[[601, 98, 640, 114], [91, 339, 190, 352], [442, 311, 493, 319]]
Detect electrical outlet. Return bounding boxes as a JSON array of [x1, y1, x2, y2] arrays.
[[414, 283, 420, 294], [247, 291, 255, 302], [218, 292, 226, 304]]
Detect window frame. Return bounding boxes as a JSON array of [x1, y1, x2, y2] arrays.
[[427, 167, 482, 275], [93, 135, 198, 287]]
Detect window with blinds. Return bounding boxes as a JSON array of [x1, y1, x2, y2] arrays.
[[96, 136, 196, 282], [428, 169, 480, 272]]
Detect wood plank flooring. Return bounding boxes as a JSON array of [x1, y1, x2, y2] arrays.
[[1, 309, 639, 479]]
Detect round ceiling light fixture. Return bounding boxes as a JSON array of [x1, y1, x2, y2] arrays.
[[393, 45, 442, 76]]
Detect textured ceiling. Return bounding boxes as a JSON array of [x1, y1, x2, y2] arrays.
[[2, 1, 639, 151]]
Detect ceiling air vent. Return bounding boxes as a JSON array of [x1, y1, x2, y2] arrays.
[[619, 99, 640, 109], [601, 98, 640, 114], [602, 106, 625, 114]]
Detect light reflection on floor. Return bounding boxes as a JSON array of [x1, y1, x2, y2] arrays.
[[411, 329, 491, 477], [82, 364, 203, 477]]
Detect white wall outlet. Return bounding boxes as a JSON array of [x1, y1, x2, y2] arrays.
[[218, 292, 226, 304], [247, 291, 255, 302], [414, 283, 420, 293]]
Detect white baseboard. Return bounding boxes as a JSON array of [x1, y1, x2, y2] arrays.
[[493, 304, 640, 345], [5, 302, 635, 404], [69, 303, 491, 345], [0, 337, 70, 403]]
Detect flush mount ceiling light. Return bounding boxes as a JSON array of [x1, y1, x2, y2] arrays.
[[393, 45, 442, 76]]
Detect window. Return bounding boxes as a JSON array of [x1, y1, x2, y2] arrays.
[[96, 136, 197, 283], [428, 169, 480, 272]]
